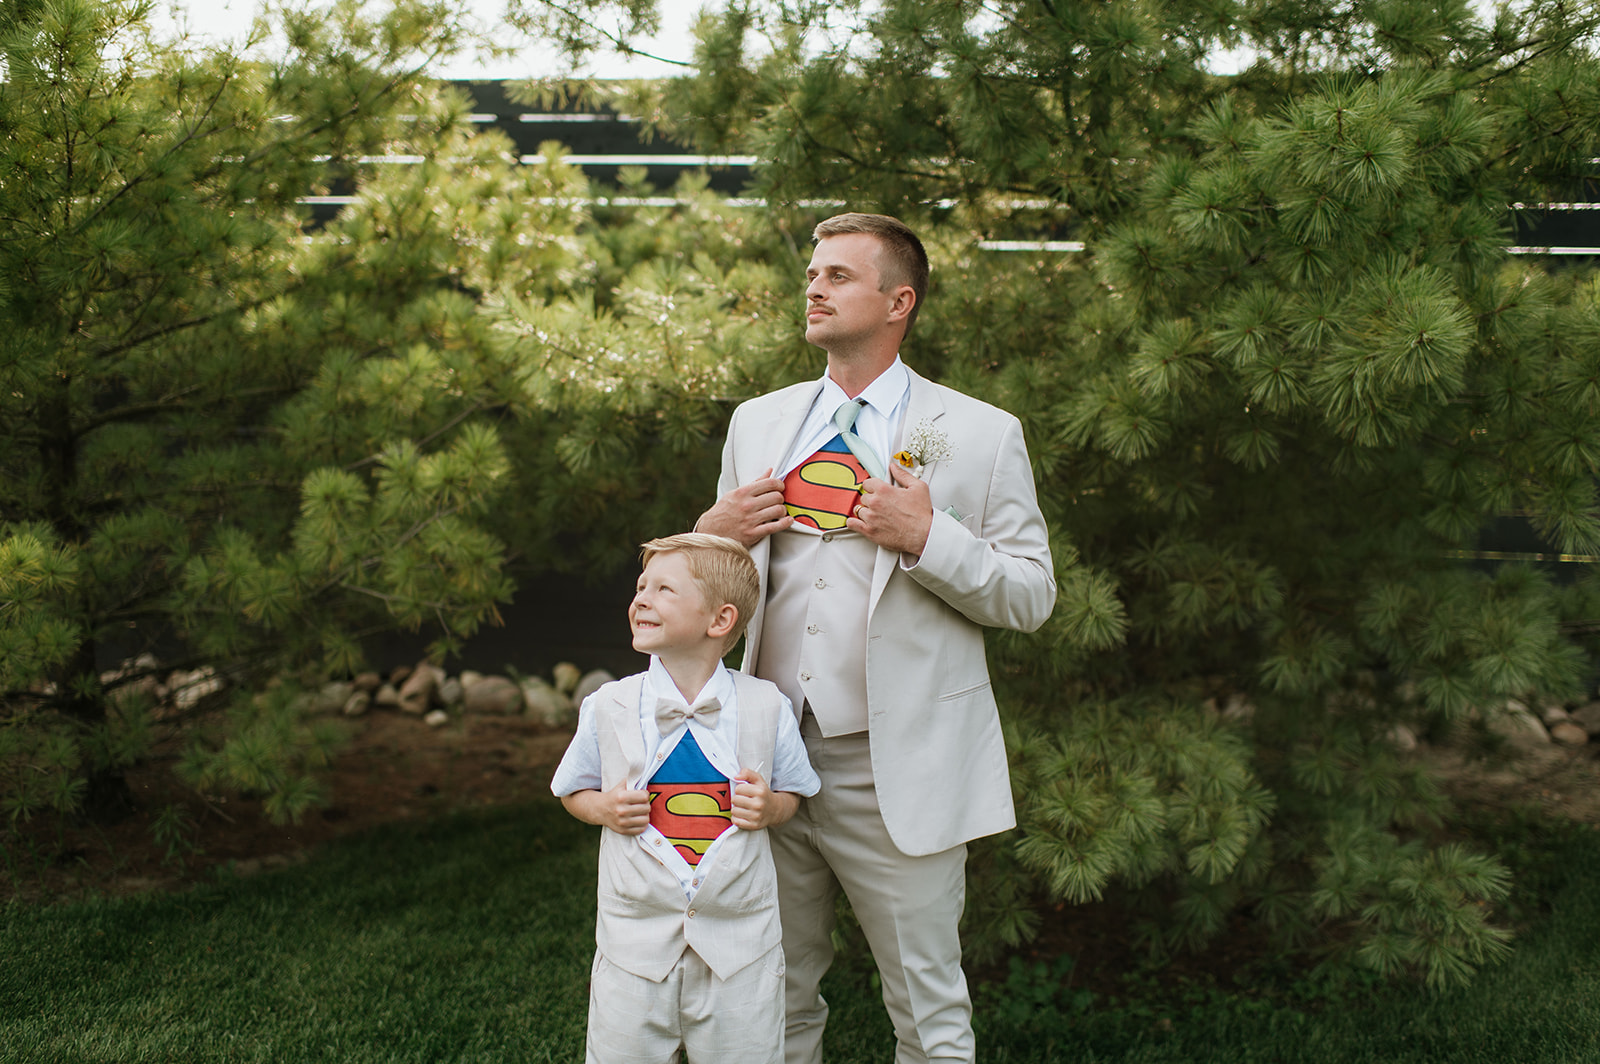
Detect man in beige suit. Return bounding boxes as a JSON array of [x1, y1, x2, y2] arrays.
[[696, 214, 1055, 1063]]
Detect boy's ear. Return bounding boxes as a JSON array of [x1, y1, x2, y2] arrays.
[[707, 603, 738, 641]]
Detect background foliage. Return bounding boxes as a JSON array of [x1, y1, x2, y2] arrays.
[[8, 0, 1600, 989], [578, 0, 1600, 984]]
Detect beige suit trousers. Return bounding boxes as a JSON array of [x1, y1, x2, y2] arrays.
[[585, 944, 787, 1064], [771, 720, 972, 1064]]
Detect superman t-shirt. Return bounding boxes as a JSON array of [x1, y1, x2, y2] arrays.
[[647, 731, 733, 867], [783, 435, 870, 532]]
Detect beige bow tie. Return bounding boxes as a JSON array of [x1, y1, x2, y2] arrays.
[[655, 695, 722, 736]]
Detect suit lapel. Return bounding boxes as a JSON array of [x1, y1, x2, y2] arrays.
[[741, 379, 823, 671], [869, 368, 947, 618], [598, 676, 648, 789]]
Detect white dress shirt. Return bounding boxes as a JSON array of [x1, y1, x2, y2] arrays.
[[551, 657, 819, 898], [775, 357, 911, 496]]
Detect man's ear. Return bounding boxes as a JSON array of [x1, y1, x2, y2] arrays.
[[887, 284, 916, 324], [707, 603, 739, 641]]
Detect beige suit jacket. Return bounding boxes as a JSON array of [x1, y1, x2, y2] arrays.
[[717, 366, 1056, 856]]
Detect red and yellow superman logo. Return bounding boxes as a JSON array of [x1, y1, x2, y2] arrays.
[[648, 782, 732, 866], [784, 437, 867, 531]]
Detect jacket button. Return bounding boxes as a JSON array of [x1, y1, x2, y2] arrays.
[[822, 533, 835, 543]]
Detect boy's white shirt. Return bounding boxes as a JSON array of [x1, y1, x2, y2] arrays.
[[550, 656, 819, 901]]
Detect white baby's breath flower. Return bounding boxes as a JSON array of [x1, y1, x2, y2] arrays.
[[902, 420, 954, 467]]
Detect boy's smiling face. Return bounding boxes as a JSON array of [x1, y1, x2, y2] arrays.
[[629, 550, 725, 658]]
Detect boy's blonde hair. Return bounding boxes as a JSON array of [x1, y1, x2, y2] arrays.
[[639, 533, 760, 653]]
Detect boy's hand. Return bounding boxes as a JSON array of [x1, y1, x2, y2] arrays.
[[601, 782, 652, 835], [732, 769, 799, 831], [562, 783, 651, 835]]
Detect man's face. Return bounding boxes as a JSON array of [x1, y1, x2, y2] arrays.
[[804, 232, 903, 350]]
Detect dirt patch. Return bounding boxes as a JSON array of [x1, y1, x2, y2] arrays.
[[1425, 741, 1600, 824], [3, 710, 575, 904]]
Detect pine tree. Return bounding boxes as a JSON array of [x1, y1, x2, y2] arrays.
[[0, 0, 599, 826], [533, 0, 1600, 983]]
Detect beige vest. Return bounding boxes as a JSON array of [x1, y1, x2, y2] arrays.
[[757, 528, 876, 735], [592, 673, 782, 981]]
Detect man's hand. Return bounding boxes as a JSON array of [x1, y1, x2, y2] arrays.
[[732, 769, 800, 831], [847, 462, 933, 558], [561, 783, 652, 835], [696, 468, 793, 548]]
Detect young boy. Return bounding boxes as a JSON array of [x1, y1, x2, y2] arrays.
[[551, 533, 820, 1064]]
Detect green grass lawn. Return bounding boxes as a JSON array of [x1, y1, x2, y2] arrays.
[[3, 800, 1599, 1063]]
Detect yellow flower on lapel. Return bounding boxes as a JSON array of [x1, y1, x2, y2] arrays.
[[893, 450, 915, 469]]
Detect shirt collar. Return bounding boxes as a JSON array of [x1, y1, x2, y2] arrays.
[[644, 655, 733, 711], [819, 356, 909, 421]]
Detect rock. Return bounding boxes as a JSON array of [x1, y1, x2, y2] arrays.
[[1388, 723, 1418, 752], [1570, 702, 1600, 737], [458, 670, 485, 691], [102, 653, 161, 686], [573, 669, 615, 707], [389, 664, 413, 686], [1488, 702, 1550, 749], [1538, 700, 1571, 726], [437, 678, 464, 708], [312, 681, 354, 715], [1551, 721, 1589, 746], [107, 658, 162, 710], [342, 690, 372, 717], [398, 663, 443, 715], [352, 672, 383, 693], [522, 676, 575, 727], [552, 661, 582, 696], [424, 709, 451, 728], [463, 675, 523, 715], [169, 667, 224, 711], [1221, 693, 1254, 722], [374, 683, 401, 709]]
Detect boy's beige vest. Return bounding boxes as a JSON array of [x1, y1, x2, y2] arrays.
[[592, 673, 783, 982]]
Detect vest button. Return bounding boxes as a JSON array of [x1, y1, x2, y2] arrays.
[[800, 672, 812, 682], [807, 624, 818, 634], [814, 578, 826, 589], [652, 838, 662, 846], [822, 533, 835, 543], [687, 909, 696, 918]]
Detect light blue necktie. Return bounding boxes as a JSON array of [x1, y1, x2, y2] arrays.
[[833, 399, 887, 482]]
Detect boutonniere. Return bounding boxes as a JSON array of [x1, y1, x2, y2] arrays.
[[892, 420, 954, 477]]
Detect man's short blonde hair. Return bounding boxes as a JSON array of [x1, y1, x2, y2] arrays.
[[813, 212, 930, 333], [639, 533, 760, 653]]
